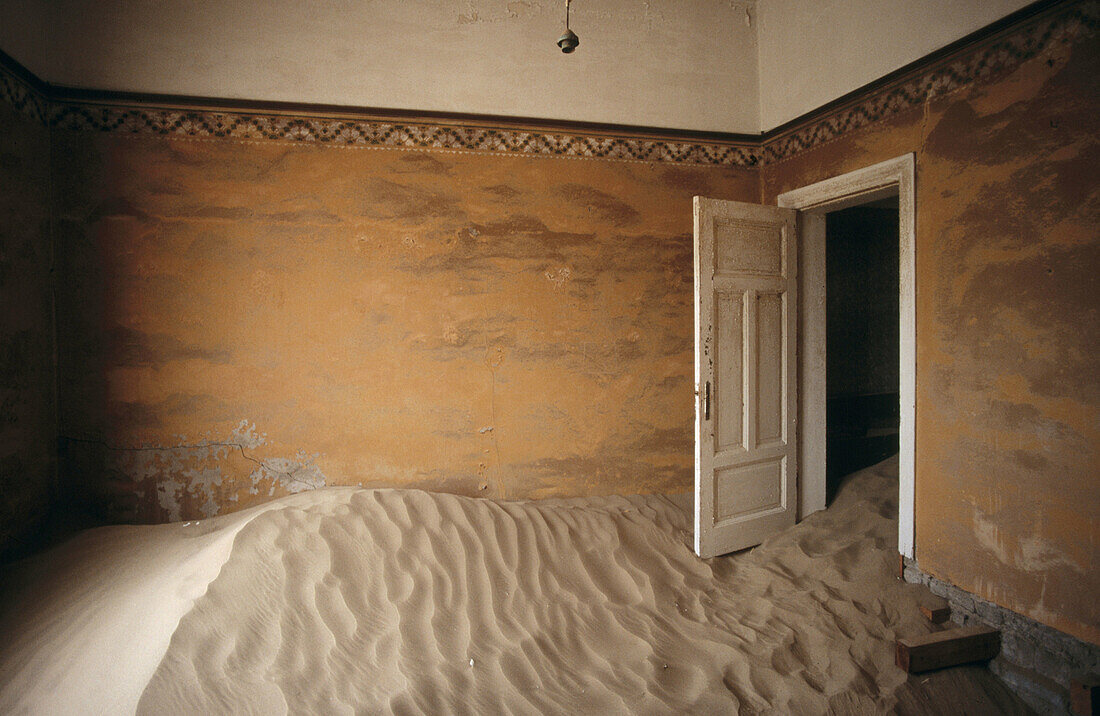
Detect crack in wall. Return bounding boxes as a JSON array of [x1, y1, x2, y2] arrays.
[[485, 346, 507, 499]]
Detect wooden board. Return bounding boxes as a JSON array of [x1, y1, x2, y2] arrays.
[[894, 664, 1033, 715], [920, 605, 951, 624], [896, 626, 1001, 673]]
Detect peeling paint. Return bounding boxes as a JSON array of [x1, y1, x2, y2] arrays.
[[251, 450, 327, 496], [73, 420, 327, 522], [155, 478, 183, 522], [229, 419, 266, 451], [973, 507, 1083, 574], [544, 266, 571, 288]]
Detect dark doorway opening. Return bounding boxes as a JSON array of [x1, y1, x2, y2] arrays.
[[825, 198, 900, 503]]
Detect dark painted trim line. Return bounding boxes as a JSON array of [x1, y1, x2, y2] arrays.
[[0, 47, 49, 96]]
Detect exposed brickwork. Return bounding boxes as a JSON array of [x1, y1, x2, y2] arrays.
[[904, 560, 1100, 714]]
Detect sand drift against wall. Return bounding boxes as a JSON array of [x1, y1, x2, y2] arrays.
[[0, 458, 1017, 713]]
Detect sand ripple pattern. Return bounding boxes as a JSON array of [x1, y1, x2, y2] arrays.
[[138, 456, 931, 714]]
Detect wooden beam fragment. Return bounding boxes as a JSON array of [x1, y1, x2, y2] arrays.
[[896, 626, 1000, 673], [915, 590, 949, 624], [920, 604, 951, 624]]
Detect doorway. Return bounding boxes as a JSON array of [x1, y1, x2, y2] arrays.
[[824, 198, 900, 503], [776, 153, 916, 558]]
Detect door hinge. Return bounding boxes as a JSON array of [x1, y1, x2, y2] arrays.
[[704, 381, 711, 421]]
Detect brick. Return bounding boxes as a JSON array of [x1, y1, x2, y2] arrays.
[[976, 599, 1004, 626]]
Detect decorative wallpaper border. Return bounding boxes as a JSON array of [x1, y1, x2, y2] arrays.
[[0, 59, 47, 125], [47, 104, 762, 166], [1, 0, 1095, 167], [762, 0, 1098, 163]]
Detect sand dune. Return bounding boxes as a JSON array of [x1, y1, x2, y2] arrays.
[[0, 457, 1023, 714], [0, 490, 345, 714]]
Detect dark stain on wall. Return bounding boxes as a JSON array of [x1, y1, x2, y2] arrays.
[[0, 100, 56, 557], [554, 183, 642, 227]]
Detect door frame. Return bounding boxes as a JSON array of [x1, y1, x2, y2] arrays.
[[776, 153, 916, 558]]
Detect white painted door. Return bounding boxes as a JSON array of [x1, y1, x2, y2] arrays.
[[694, 197, 798, 558]]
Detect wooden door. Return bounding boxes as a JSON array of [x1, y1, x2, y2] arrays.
[[694, 197, 798, 558]]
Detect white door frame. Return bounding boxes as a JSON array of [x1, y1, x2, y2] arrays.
[[776, 153, 916, 558]]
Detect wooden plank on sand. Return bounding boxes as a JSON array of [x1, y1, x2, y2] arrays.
[[920, 604, 951, 624], [896, 626, 1000, 673]]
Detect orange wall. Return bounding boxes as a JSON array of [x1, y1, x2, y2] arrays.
[[761, 26, 1099, 644], [0, 98, 55, 555], [53, 132, 757, 522]]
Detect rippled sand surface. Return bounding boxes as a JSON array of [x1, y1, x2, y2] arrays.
[[138, 456, 924, 714], [1, 457, 1022, 714]]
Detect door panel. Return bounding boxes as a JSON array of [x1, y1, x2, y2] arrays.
[[715, 221, 783, 275], [756, 291, 785, 445], [694, 197, 798, 558], [714, 457, 784, 521], [714, 291, 744, 452]]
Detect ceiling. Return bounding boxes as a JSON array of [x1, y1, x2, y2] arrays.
[[0, 0, 1034, 133]]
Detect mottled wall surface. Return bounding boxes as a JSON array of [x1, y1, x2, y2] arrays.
[[52, 134, 756, 522], [0, 99, 55, 555], [762, 34, 1099, 643]]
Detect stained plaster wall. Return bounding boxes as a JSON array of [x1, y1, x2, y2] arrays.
[[0, 94, 55, 554], [52, 130, 757, 523], [761, 25, 1099, 645]]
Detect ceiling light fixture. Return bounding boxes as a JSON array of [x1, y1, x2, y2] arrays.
[[557, 0, 579, 53]]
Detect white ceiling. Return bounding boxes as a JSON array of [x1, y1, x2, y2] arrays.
[[0, 0, 1033, 134], [754, 0, 1034, 130]]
